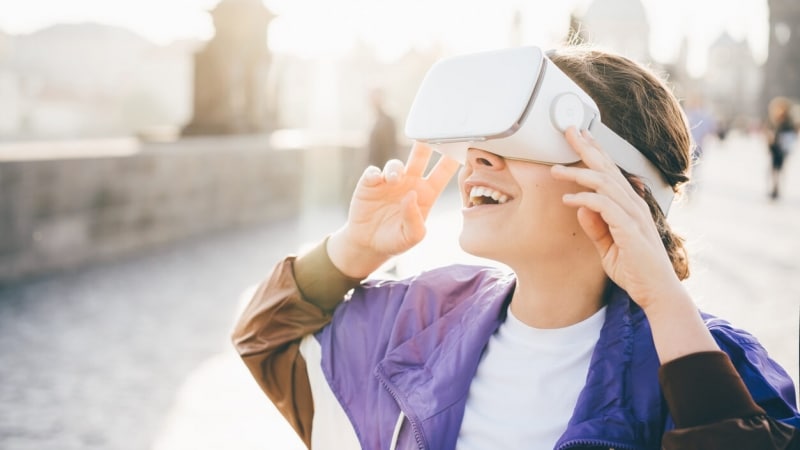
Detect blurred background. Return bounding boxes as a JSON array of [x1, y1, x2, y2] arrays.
[[0, 0, 798, 449]]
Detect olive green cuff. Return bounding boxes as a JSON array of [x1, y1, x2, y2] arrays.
[[292, 237, 364, 312]]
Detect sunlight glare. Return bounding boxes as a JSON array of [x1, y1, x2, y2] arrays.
[[0, 0, 773, 74]]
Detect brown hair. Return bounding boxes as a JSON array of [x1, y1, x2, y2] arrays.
[[549, 46, 692, 280]]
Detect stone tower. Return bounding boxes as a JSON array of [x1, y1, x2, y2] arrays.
[[183, 0, 275, 135], [705, 32, 762, 124], [762, 0, 800, 115]]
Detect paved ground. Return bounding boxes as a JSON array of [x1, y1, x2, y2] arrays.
[[0, 132, 798, 449]]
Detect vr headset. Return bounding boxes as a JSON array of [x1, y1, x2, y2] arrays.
[[404, 46, 674, 214]]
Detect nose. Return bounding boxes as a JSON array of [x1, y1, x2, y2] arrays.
[[466, 148, 506, 170]]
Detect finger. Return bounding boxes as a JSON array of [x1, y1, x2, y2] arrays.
[[580, 129, 604, 153], [562, 191, 633, 245], [565, 128, 622, 178], [405, 141, 434, 177], [579, 129, 638, 192], [576, 206, 614, 258], [567, 192, 664, 268], [358, 165, 383, 187], [565, 128, 643, 204], [551, 164, 650, 219], [551, 164, 622, 195], [400, 190, 426, 245], [382, 159, 406, 184], [425, 154, 461, 193]]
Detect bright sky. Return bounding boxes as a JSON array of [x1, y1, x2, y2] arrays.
[[0, 0, 770, 76]]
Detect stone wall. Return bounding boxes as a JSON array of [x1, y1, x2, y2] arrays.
[[0, 134, 364, 283]]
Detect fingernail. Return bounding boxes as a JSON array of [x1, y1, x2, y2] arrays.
[[563, 193, 575, 201]]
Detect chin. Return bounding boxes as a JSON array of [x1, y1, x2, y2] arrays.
[[458, 229, 500, 261]]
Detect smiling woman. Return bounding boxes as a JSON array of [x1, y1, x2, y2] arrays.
[[231, 44, 800, 450]]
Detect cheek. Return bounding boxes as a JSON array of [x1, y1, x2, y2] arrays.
[[456, 168, 468, 202], [550, 170, 585, 195], [517, 174, 579, 205], [456, 167, 467, 186], [518, 182, 582, 230]]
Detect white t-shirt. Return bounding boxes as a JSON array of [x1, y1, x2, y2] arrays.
[[456, 305, 607, 450]]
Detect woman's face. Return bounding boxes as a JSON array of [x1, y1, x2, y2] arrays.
[[457, 148, 592, 267]]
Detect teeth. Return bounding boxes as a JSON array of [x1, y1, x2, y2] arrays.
[[468, 186, 510, 205]]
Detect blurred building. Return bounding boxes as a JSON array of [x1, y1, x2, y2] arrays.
[[0, 24, 195, 141], [270, 42, 441, 140], [571, 0, 764, 132], [0, 30, 20, 136], [580, 0, 651, 63], [182, 0, 275, 136], [763, 0, 800, 114], [704, 32, 762, 128], [509, 9, 524, 48]]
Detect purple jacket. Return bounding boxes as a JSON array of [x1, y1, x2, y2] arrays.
[[315, 264, 800, 449]]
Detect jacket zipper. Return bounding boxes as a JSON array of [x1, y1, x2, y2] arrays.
[[557, 438, 640, 450], [378, 377, 426, 450]]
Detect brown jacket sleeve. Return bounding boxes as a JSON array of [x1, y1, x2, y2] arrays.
[[659, 351, 800, 449], [231, 239, 362, 447]]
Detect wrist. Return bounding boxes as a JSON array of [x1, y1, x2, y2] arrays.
[[639, 279, 693, 318], [327, 227, 388, 279], [294, 237, 364, 311], [640, 281, 720, 363]]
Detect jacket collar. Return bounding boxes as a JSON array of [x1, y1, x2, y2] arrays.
[[553, 285, 663, 450], [376, 279, 664, 450], [375, 270, 514, 449]]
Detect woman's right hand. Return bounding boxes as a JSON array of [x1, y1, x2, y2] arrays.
[[327, 142, 460, 279]]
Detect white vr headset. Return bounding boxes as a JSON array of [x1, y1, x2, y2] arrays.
[[404, 46, 674, 214]]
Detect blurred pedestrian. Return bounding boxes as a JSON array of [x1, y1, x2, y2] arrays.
[[233, 47, 800, 449], [685, 93, 718, 160], [366, 88, 400, 168], [683, 93, 717, 197], [766, 96, 797, 200]]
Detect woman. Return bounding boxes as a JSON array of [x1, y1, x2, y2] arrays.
[[232, 47, 800, 449], [766, 96, 797, 200]]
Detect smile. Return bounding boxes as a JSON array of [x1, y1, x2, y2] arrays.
[[467, 185, 511, 208]]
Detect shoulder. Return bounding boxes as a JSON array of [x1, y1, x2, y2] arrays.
[[702, 313, 762, 347], [406, 263, 512, 289], [701, 313, 779, 367], [316, 263, 514, 390], [361, 264, 512, 305], [701, 312, 800, 426], [334, 264, 512, 324], [400, 263, 511, 300]]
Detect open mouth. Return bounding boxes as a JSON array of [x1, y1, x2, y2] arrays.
[[467, 185, 511, 208]]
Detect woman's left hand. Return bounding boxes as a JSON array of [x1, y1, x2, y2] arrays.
[[550, 127, 681, 310]]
